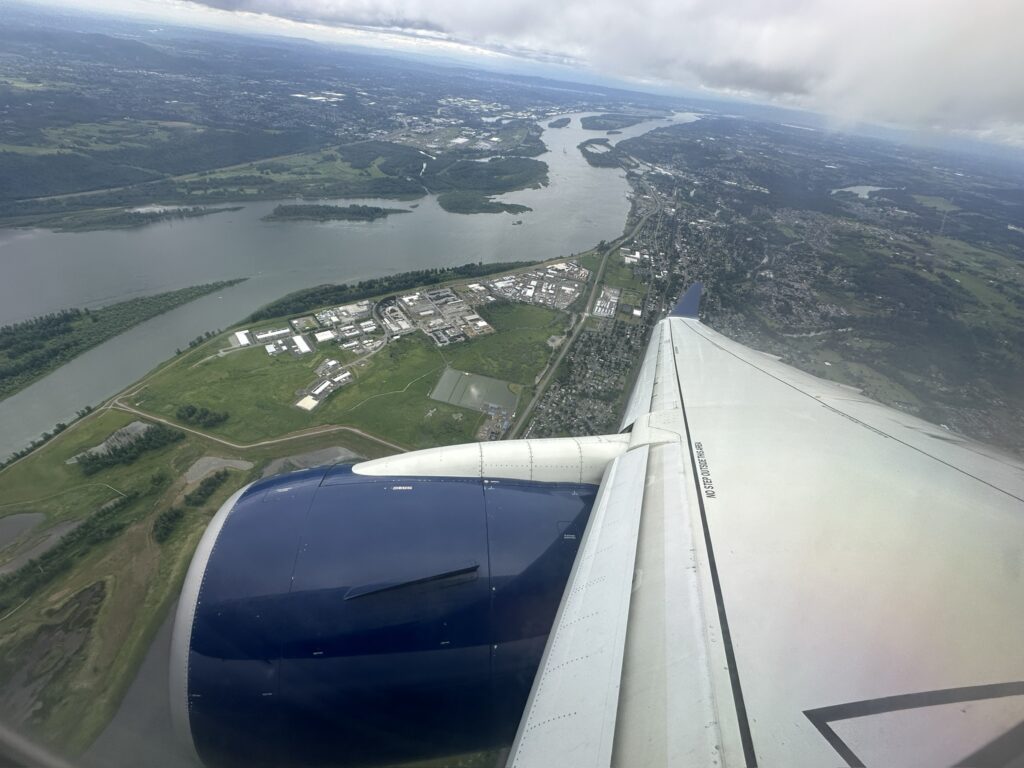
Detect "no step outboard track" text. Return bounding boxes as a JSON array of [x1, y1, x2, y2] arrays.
[[694, 441, 716, 499]]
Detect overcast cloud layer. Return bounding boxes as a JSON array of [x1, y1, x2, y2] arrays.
[[107, 0, 1024, 144]]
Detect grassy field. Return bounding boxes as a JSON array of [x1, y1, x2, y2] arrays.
[[0, 120, 203, 157], [135, 332, 474, 448], [578, 250, 645, 292], [912, 194, 960, 212], [599, 259, 644, 292], [181, 146, 383, 189], [444, 304, 568, 385], [0, 409, 240, 751], [40, 120, 204, 154], [580, 252, 603, 274]]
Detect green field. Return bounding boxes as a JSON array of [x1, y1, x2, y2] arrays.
[[912, 194, 960, 212], [599, 257, 646, 292], [580, 252, 603, 273], [135, 332, 471, 448], [443, 303, 568, 384], [180, 146, 383, 190]]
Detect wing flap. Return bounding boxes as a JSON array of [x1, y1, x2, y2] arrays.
[[612, 439, 748, 767], [506, 445, 650, 768]]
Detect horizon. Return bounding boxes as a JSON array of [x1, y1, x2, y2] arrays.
[[17, 0, 1024, 151]]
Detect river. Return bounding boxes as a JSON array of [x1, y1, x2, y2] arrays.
[[0, 112, 697, 460]]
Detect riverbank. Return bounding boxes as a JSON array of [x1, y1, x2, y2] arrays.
[[0, 280, 246, 402], [22, 206, 244, 234]]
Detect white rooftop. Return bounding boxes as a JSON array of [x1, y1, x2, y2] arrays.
[[292, 335, 312, 354]]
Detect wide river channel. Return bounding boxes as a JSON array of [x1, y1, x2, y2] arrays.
[[0, 112, 697, 459]]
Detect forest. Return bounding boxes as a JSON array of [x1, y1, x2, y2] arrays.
[[262, 204, 409, 222]]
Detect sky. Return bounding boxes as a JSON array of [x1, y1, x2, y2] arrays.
[[42, 0, 1024, 146]]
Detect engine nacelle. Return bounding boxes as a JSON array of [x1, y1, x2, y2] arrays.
[[170, 462, 599, 768]]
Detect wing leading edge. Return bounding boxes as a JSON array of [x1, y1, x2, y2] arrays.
[[508, 288, 1024, 767]]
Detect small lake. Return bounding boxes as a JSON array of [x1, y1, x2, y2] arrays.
[[0, 112, 699, 459]]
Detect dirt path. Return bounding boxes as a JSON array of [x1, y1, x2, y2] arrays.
[[111, 401, 406, 452], [183, 457, 254, 484]]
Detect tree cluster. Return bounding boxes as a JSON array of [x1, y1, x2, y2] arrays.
[[249, 261, 536, 322], [78, 423, 184, 476], [152, 506, 184, 543], [176, 403, 228, 428], [183, 469, 230, 507]]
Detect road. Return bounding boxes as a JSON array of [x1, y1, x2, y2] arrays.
[[111, 400, 407, 453]]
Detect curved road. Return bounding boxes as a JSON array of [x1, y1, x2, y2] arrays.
[[111, 401, 407, 453]]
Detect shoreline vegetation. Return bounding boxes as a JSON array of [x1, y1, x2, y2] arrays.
[[579, 113, 650, 131], [436, 191, 532, 215], [262, 203, 410, 222], [0, 279, 247, 402], [52, 205, 243, 233], [577, 138, 628, 168], [248, 261, 537, 321], [547, 117, 571, 129]]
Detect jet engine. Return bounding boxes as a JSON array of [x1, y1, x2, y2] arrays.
[[170, 437, 629, 768]]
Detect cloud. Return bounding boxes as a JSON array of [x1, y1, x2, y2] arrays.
[[134, 0, 1024, 142]]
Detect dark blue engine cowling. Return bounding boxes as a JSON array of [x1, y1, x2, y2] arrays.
[[180, 464, 597, 768]]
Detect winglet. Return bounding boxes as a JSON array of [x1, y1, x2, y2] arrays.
[[670, 282, 703, 318]]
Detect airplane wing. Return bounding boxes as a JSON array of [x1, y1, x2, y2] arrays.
[[507, 285, 1024, 767]]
